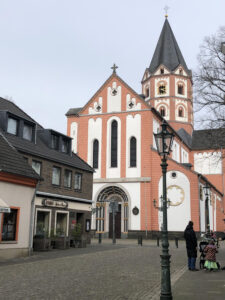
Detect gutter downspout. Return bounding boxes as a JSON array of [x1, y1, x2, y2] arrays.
[[29, 183, 38, 256], [198, 175, 202, 236]]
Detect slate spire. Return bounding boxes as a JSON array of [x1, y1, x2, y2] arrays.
[[149, 18, 189, 74]]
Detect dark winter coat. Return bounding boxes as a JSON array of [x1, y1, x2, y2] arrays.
[[184, 224, 197, 258]]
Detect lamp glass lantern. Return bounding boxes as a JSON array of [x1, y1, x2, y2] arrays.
[[154, 120, 174, 156]]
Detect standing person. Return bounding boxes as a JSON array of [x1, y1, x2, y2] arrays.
[[184, 221, 199, 271], [204, 240, 218, 271]]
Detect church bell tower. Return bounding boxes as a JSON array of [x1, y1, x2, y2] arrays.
[[141, 16, 193, 136]]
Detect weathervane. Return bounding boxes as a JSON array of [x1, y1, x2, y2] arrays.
[[164, 5, 170, 18], [111, 63, 118, 74]]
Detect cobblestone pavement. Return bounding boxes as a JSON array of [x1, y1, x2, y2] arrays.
[[0, 239, 224, 300]]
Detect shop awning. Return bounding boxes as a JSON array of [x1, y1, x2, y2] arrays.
[[0, 198, 10, 213]]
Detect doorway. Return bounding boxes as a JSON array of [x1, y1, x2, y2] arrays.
[[109, 204, 121, 238]]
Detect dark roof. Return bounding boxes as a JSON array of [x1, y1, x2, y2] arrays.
[[177, 128, 192, 148], [0, 98, 94, 173], [0, 133, 40, 180], [0, 97, 43, 129], [192, 128, 225, 150], [66, 108, 82, 116], [149, 19, 190, 75]]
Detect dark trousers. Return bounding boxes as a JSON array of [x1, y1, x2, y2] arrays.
[[188, 257, 196, 270]]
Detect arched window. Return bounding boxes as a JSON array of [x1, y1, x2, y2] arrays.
[[160, 106, 166, 117], [159, 84, 166, 95], [178, 107, 184, 117], [160, 68, 164, 74], [130, 137, 137, 167], [111, 120, 118, 167], [93, 139, 99, 169], [145, 87, 149, 97], [179, 68, 183, 75], [178, 84, 184, 95]]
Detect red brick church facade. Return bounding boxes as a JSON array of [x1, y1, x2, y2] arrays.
[[66, 18, 225, 238]]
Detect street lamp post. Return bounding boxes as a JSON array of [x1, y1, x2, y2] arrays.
[[203, 183, 211, 232], [154, 120, 174, 300]]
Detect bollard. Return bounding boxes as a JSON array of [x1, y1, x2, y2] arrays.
[[98, 233, 102, 244], [157, 236, 160, 247], [138, 235, 143, 246], [175, 237, 178, 248]]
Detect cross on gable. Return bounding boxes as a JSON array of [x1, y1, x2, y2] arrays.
[[111, 63, 118, 74]]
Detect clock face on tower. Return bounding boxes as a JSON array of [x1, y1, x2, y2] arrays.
[[167, 185, 185, 206]]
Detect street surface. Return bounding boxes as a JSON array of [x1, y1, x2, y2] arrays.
[[0, 239, 224, 299]]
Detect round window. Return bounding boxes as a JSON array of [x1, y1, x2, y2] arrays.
[[171, 172, 177, 178]]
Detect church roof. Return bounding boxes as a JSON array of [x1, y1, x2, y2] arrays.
[[192, 128, 225, 150], [149, 19, 190, 75], [177, 128, 192, 148], [66, 107, 82, 116]]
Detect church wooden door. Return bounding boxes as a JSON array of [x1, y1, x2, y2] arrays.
[[109, 204, 121, 238]]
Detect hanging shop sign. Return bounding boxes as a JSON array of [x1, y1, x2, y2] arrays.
[[132, 206, 139, 215], [42, 198, 68, 209]]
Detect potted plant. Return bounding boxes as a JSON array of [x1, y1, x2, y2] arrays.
[[33, 224, 51, 251], [53, 228, 70, 250]]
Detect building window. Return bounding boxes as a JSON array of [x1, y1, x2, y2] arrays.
[[36, 210, 50, 237], [62, 138, 69, 153], [178, 107, 184, 117], [146, 87, 150, 97], [56, 212, 68, 236], [130, 137, 137, 167], [23, 123, 33, 141], [200, 186, 203, 200], [93, 139, 99, 169], [96, 203, 105, 232], [178, 84, 184, 95], [160, 106, 166, 117], [124, 203, 128, 233], [111, 120, 118, 168], [32, 160, 42, 175], [179, 68, 183, 75], [64, 169, 72, 188], [51, 134, 59, 150], [7, 117, 18, 135], [159, 84, 166, 95], [74, 173, 82, 191], [52, 167, 61, 185], [160, 68, 164, 74], [1, 209, 19, 241]]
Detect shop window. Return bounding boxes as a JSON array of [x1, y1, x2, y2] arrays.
[[52, 166, 61, 185], [32, 160, 42, 175], [178, 107, 184, 117], [62, 138, 69, 153], [1, 209, 19, 241], [23, 123, 33, 141], [159, 85, 166, 95], [146, 87, 150, 97], [96, 203, 105, 232], [64, 169, 72, 188], [160, 106, 166, 117], [130, 137, 137, 167], [56, 212, 68, 236], [93, 139, 99, 169], [7, 117, 18, 135], [111, 120, 118, 167], [124, 203, 128, 233], [36, 210, 50, 236], [178, 84, 184, 95], [51, 134, 59, 150], [74, 173, 82, 191]]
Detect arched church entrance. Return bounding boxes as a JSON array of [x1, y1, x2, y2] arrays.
[[96, 186, 129, 239]]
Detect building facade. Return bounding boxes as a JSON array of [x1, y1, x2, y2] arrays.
[[0, 98, 94, 246], [66, 18, 225, 238]]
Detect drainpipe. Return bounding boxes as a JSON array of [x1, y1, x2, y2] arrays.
[[198, 175, 202, 236], [28, 183, 38, 256]]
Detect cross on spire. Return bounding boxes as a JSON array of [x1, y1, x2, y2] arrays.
[[111, 63, 118, 74], [164, 5, 170, 18]]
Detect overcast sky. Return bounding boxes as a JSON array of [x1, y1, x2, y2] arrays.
[[0, 0, 224, 133]]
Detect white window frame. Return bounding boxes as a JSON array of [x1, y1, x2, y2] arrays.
[[34, 208, 52, 237], [55, 210, 69, 237]]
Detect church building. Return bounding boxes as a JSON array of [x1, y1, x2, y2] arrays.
[[66, 17, 225, 238]]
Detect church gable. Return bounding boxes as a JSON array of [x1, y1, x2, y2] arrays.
[[80, 73, 149, 116]]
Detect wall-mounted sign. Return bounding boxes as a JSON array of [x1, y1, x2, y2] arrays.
[[42, 198, 68, 209], [132, 206, 139, 215]]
